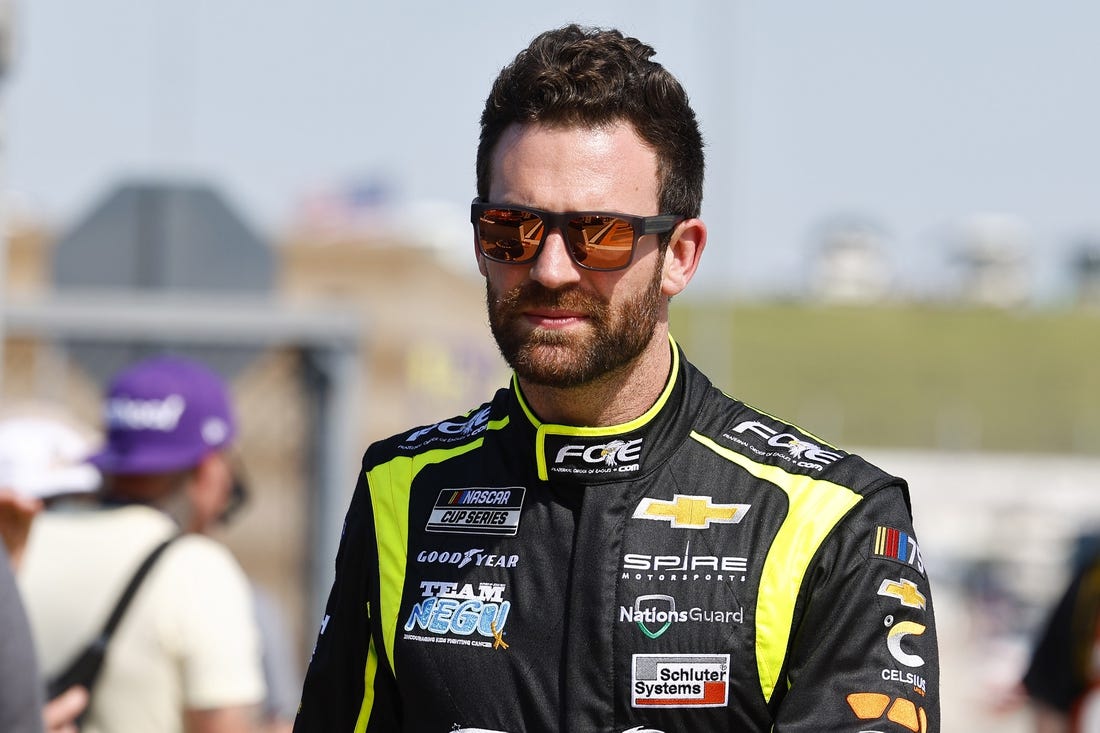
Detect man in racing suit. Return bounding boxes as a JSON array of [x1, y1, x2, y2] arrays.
[[295, 23, 939, 733]]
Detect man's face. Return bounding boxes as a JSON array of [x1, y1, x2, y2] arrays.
[[479, 122, 670, 388]]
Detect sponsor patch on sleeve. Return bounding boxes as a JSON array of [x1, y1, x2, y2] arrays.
[[871, 526, 925, 575]]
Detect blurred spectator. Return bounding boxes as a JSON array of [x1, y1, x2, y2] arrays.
[[0, 411, 101, 569], [17, 355, 266, 732], [0, 539, 46, 733], [1021, 548, 1100, 731], [0, 409, 101, 732]]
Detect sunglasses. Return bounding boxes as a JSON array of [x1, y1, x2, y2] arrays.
[[471, 199, 683, 272]]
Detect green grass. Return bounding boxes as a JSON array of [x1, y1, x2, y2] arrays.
[[669, 301, 1100, 455]]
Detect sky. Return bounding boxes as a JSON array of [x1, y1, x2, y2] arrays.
[[4, 1, 1100, 299]]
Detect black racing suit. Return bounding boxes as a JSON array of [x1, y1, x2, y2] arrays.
[[295, 342, 939, 732]]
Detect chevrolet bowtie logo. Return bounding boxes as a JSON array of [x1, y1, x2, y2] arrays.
[[877, 578, 927, 610], [633, 494, 750, 529]]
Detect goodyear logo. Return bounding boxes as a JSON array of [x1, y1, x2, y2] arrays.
[[426, 487, 525, 536], [633, 495, 750, 530], [631, 654, 730, 708]]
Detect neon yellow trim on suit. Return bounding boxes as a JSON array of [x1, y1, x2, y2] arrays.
[[518, 338, 682, 481], [689, 432, 862, 703], [366, 435, 499, 677], [354, 633, 379, 733]]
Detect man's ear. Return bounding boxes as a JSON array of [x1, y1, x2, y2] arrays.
[[661, 218, 707, 297], [186, 452, 232, 533]]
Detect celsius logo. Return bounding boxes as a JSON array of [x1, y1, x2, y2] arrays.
[[404, 406, 491, 445], [726, 420, 842, 470], [554, 438, 643, 471], [884, 616, 926, 668]]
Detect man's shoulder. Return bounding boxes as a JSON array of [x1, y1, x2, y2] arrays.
[[151, 534, 254, 609], [695, 396, 901, 493], [361, 392, 506, 469]]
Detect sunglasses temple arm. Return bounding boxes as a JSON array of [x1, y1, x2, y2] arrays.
[[642, 215, 683, 235]]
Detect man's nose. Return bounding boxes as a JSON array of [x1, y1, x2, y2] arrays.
[[528, 230, 582, 288]]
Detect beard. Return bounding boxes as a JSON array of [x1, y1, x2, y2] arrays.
[[485, 259, 665, 389]]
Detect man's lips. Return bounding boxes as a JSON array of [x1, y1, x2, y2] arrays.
[[523, 308, 588, 328]]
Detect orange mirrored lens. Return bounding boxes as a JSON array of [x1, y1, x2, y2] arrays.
[[565, 216, 635, 269], [477, 209, 543, 262], [477, 208, 637, 270]]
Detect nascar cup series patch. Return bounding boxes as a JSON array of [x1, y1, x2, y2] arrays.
[[426, 487, 525, 536]]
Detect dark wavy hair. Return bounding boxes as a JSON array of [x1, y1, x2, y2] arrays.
[[476, 24, 705, 219]]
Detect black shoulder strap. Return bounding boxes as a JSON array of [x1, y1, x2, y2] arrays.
[[99, 534, 180, 638], [47, 534, 181, 700]]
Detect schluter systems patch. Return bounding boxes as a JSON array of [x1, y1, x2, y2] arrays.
[[631, 654, 730, 708], [426, 487, 525, 536]]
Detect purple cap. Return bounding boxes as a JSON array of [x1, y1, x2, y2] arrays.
[[88, 355, 237, 475]]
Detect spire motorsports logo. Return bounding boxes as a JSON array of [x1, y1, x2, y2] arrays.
[[621, 541, 749, 583]]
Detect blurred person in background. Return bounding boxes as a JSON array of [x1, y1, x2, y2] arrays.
[[0, 538, 50, 733], [0, 410, 107, 732], [295, 23, 939, 732], [0, 542, 90, 733], [16, 355, 267, 733], [1021, 547, 1100, 732]]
